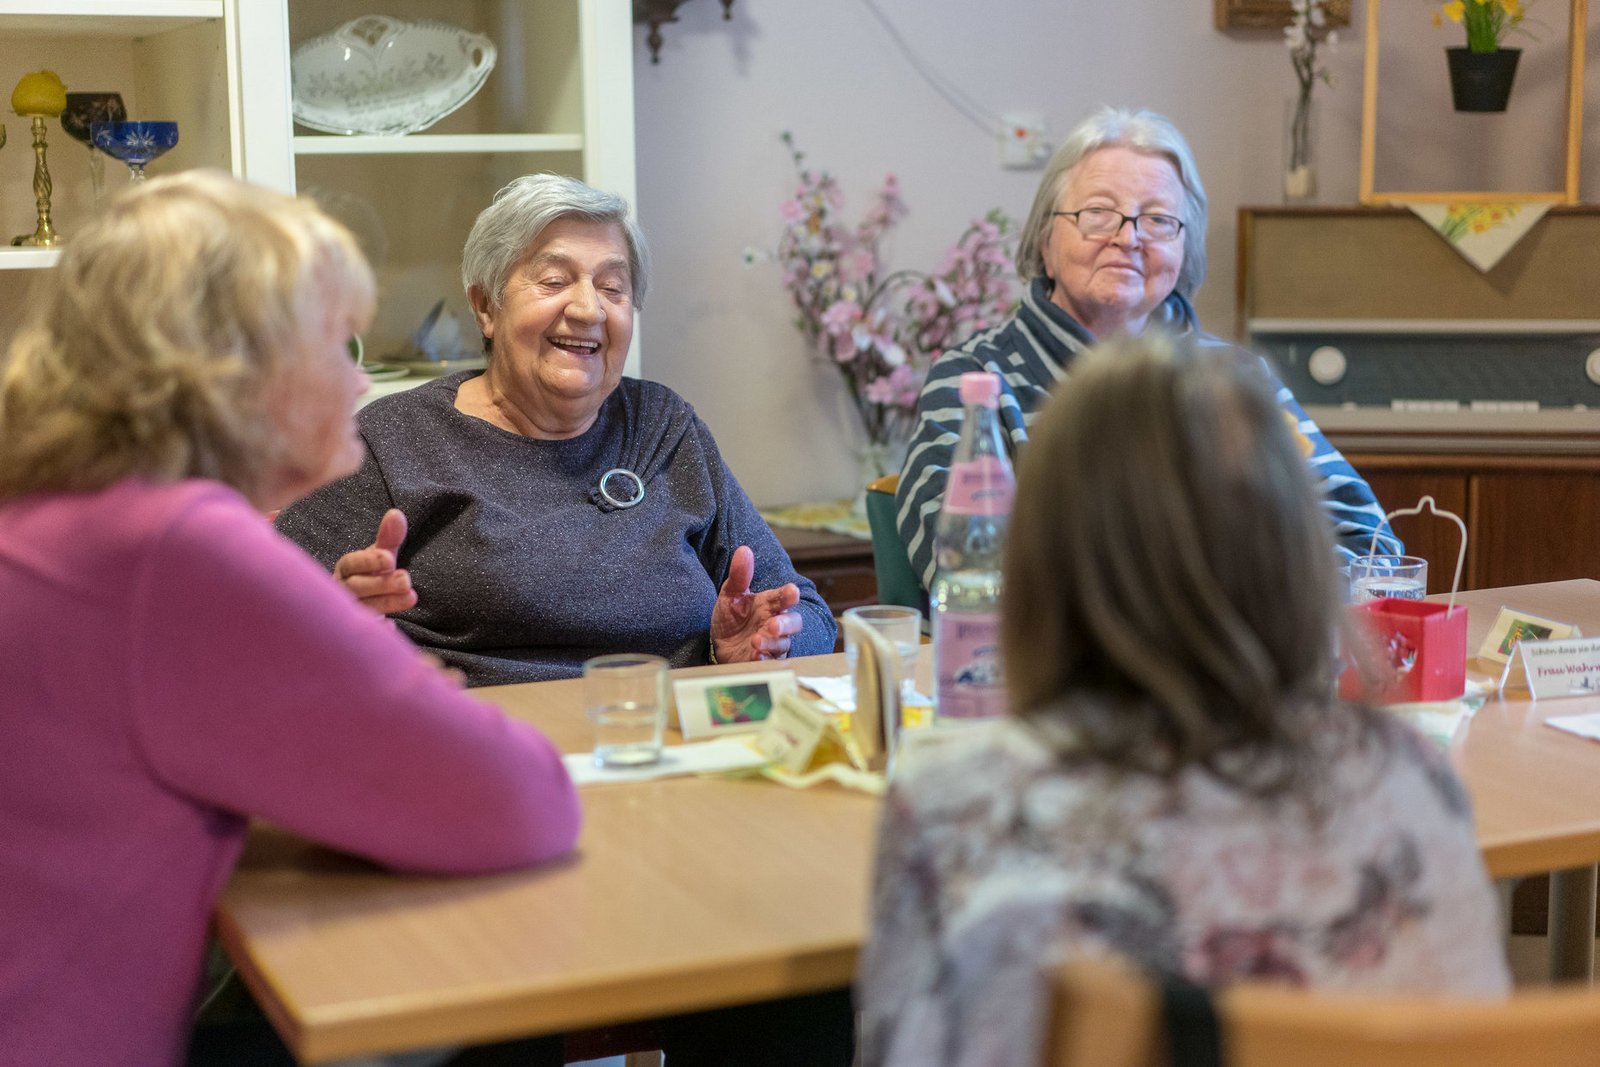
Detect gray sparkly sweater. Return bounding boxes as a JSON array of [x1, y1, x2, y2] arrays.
[[276, 372, 835, 687]]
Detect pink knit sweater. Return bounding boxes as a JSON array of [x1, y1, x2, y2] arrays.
[[0, 479, 581, 1066]]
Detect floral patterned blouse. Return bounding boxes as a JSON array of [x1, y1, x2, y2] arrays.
[[858, 712, 1510, 1067]]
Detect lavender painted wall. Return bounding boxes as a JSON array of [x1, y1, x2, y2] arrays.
[[633, 0, 1600, 506]]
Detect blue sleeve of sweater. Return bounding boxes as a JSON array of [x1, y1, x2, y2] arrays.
[[692, 415, 838, 656], [1268, 365, 1404, 560]]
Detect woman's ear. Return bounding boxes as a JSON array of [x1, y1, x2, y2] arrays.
[[466, 285, 495, 341]]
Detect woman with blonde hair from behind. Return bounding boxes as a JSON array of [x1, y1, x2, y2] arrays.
[[0, 171, 580, 1067], [859, 333, 1507, 1067]]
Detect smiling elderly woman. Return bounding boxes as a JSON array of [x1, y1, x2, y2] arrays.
[[894, 105, 1401, 590], [276, 174, 835, 686]]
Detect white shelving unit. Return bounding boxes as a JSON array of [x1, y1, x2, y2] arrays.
[[292, 133, 586, 156], [281, 0, 638, 377], [0, 0, 292, 341], [0, 0, 638, 376]]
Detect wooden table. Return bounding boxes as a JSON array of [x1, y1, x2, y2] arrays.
[[215, 655, 877, 1064], [1447, 580, 1600, 981], [216, 580, 1600, 1063]]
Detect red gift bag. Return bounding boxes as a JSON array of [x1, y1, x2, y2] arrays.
[[1338, 497, 1468, 705]]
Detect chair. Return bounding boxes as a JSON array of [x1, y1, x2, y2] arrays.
[[863, 473, 925, 612], [1048, 957, 1600, 1067]]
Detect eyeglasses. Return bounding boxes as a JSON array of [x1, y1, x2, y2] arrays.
[[1053, 207, 1185, 243]]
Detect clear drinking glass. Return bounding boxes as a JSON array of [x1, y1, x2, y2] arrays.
[[843, 605, 922, 693], [1349, 554, 1428, 602], [583, 653, 667, 768]]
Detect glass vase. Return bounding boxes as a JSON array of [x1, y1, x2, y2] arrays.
[[851, 439, 906, 517], [1283, 94, 1316, 205]]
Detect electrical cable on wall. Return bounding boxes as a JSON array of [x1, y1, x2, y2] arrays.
[[856, 0, 1003, 138]]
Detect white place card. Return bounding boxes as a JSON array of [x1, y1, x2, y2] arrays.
[[1503, 637, 1600, 700]]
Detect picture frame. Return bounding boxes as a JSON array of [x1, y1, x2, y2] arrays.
[[1476, 606, 1578, 665], [1214, 0, 1349, 31], [673, 670, 799, 739], [1359, 0, 1586, 204]]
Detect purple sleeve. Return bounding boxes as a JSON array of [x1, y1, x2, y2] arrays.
[[127, 488, 580, 874]]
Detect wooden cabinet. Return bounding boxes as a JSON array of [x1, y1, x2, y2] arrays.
[[1347, 451, 1600, 594], [770, 525, 878, 616]]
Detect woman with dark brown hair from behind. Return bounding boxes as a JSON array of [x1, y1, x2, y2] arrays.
[[859, 332, 1508, 1067]]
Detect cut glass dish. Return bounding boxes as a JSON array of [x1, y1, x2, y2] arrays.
[[291, 15, 497, 136]]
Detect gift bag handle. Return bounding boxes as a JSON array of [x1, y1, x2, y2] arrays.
[[1366, 496, 1467, 613]]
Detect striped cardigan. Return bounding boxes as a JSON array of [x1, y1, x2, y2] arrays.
[[894, 278, 1403, 589]]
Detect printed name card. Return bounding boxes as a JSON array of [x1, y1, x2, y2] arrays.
[[1502, 637, 1600, 700]]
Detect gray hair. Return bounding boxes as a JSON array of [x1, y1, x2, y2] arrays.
[[461, 173, 650, 311], [1016, 106, 1208, 299]]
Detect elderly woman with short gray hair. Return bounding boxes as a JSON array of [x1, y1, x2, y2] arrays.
[[895, 105, 1399, 589], [277, 173, 834, 686]]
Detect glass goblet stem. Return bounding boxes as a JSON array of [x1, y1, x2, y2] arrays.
[[87, 147, 106, 206]]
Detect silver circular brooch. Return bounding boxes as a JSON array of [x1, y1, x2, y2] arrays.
[[598, 467, 646, 509]]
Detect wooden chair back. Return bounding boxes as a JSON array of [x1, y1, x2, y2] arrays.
[[1049, 958, 1600, 1067]]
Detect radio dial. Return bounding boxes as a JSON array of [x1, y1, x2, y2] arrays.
[[1585, 349, 1600, 387], [1308, 345, 1348, 386]]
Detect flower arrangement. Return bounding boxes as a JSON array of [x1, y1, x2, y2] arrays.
[[761, 133, 1016, 462], [1434, 0, 1529, 52], [1284, 0, 1336, 199]]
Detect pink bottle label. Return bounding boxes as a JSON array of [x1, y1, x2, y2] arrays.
[[944, 456, 1015, 516], [935, 610, 1005, 719]]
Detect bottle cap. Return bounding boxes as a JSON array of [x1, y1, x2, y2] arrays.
[[958, 371, 1000, 408]]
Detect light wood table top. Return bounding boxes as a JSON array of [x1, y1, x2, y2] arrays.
[[215, 655, 875, 1064], [217, 580, 1600, 1062], [1448, 580, 1600, 878]]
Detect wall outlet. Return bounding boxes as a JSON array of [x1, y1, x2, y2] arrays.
[[999, 112, 1049, 169]]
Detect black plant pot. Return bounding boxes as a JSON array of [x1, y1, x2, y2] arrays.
[[1446, 47, 1521, 112]]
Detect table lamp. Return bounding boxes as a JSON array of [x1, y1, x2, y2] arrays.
[[10, 69, 67, 247]]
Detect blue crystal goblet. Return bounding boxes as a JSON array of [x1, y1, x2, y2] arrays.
[[90, 120, 179, 184]]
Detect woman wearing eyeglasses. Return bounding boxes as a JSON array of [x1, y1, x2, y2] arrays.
[[894, 106, 1399, 589]]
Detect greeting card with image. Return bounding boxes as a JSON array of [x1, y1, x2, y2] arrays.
[[1477, 606, 1578, 665], [673, 670, 798, 739]]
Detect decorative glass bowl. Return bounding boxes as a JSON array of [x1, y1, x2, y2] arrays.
[[90, 121, 179, 183], [291, 16, 497, 136]]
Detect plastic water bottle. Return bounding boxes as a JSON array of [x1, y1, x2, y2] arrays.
[[931, 371, 1015, 721]]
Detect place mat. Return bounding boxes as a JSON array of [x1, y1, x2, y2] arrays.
[[1381, 680, 1490, 748], [759, 500, 871, 541], [563, 737, 769, 786]]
